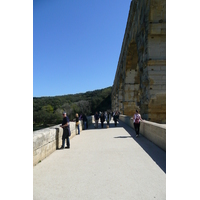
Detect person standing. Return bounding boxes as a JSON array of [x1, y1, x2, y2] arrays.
[[105, 111, 107, 122], [94, 112, 99, 128], [75, 113, 80, 135], [106, 111, 110, 128], [133, 110, 143, 137], [100, 112, 105, 128], [60, 112, 70, 149], [82, 113, 87, 130], [113, 111, 119, 127]]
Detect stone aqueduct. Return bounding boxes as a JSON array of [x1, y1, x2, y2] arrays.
[[112, 0, 166, 123]]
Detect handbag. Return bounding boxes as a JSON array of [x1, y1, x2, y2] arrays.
[[76, 121, 79, 126]]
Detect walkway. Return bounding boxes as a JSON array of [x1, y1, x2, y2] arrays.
[[33, 119, 166, 200]]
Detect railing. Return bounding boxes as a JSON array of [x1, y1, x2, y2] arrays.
[[33, 116, 93, 166]]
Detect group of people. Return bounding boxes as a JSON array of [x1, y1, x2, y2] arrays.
[[94, 109, 143, 137], [94, 111, 120, 128], [59, 109, 144, 149], [59, 112, 88, 150], [94, 111, 109, 128]]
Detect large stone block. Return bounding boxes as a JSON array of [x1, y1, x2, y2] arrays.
[[123, 102, 137, 116], [149, 0, 166, 22], [149, 23, 166, 35], [148, 70, 166, 75], [147, 93, 166, 123], [148, 36, 166, 60], [149, 89, 166, 95], [147, 65, 161, 71]]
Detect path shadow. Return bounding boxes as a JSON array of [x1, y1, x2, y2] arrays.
[[86, 120, 166, 173], [115, 120, 166, 173], [114, 136, 132, 138]]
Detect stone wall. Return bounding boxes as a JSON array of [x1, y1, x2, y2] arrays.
[[112, 0, 166, 123], [119, 115, 166, 151], [33, 116, 93, 166]]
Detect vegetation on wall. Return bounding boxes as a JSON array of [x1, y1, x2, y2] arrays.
[[33, 86, 112, 131]]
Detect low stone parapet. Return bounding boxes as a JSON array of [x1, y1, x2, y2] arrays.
[[33, 116, 93, 166], [119, 115, 166, 151]]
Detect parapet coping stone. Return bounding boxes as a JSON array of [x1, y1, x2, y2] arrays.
[[120, 114, 166, 129]]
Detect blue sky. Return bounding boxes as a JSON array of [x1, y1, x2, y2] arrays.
[[33, 0, 131, 97]]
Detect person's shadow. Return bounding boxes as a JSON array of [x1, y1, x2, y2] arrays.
[[88, 119, 166, 173], [114, 120, 166, 173]]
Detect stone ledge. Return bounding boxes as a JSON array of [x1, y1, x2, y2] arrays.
[[33, 116, 93, 166]]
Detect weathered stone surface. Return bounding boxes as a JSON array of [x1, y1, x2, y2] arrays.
[[149, 23, 166, 35], [33, 117, 93, 166], [119, 115, 166, 151], [112, 0, 166, 123]]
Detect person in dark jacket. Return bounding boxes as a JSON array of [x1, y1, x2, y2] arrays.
[[82, 113, 87, 130], [113, 111, 119, 127], [100, 112, 105, 128], [107, 111, 110, 127], [94, 112, 99, 128], [60, 112, 70, 149]]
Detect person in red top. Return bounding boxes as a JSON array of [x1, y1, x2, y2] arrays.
[[133, 110, 143, 137]]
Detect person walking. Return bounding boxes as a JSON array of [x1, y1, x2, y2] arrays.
[[100, 112, 105, 128], [94, 112, 99, 128], [106, 111, 110, 128], [75, 113, 80, 135], [60, 112, 70, 149], [133, 110, 143, 137], [105, 111, 107, 122], [113, 111, 119, 127]]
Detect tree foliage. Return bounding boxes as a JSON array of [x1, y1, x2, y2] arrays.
[[33, 86, 112, 130]]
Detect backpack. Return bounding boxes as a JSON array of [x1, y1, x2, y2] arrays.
[[135, 114, 140, 124]]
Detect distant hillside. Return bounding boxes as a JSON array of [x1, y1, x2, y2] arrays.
[[33, 86, 112, 130]]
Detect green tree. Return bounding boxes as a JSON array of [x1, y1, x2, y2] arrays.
[[33, 86, 112, 129], [41, 105, 54, 113]]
